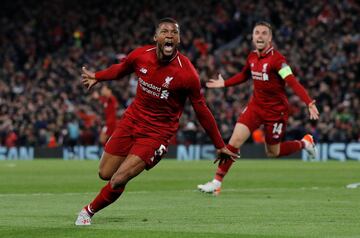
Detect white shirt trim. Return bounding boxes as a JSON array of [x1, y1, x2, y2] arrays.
[[146, 47, 156, 52], [265, 47, 274, 54], [177, 56, 183, 68]]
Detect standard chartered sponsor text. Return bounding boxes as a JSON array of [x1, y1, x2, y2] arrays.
[[139, 78, 161, 92]]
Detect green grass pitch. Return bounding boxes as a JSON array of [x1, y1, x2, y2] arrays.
[[0, 159, 360, 238]]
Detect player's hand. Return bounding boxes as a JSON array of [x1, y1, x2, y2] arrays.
[[81, 66, 98, 90], [214, 147, 240, 165], [308, 100, 319, 120], [206, 74, 225, 88]]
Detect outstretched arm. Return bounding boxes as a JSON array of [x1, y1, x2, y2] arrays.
[[307, 100, 319, 120], [207, 58, 251, 88], [206, 74, 225, 88], [206, 71, 249, 88], [81, 47, 146, 90], [81, 62, 132, 91], [94, 61, 133, 81], [81, 62, 133, 90], [278, 64, 319, 120], [286, 76, 319, 120], [81, 67, 98, 90]]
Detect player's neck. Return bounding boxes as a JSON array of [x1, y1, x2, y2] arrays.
[[257, 45, 272, 56], [156, 49, 178, 64]]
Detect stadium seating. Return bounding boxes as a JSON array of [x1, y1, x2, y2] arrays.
[[0, 0, 359, 147]]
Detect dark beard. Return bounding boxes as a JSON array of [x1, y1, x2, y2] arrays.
[[156, 44, 177, 64]]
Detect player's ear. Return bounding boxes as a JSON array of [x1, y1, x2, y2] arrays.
[[153, 34, 157, 42]]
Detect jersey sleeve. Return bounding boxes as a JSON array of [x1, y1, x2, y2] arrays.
[[186, 67, 225, 149], [224, 56, 251, 87], [95, 47, 144, 81], [108, 95, 118, 109], [274, 54, 313, 105]]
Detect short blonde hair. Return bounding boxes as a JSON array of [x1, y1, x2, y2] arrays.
[[254, 21, 273, 35]]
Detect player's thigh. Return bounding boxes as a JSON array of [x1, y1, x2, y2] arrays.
[[231, 106, 262, 147], [264, 143, 280, 157], [228, 123, 251, 148], [263, 116, 288, 157], [263, 117, 288, 145], [111, 154, 146, 187], [99, 123, 135, 180], [98, 152, 126, 180]]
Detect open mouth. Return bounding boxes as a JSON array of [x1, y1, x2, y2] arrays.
[[163, 42, 174, 54]]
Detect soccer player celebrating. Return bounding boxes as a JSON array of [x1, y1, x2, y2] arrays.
[[75, 18, 238, 225], [197, 21, 320, 195], [92, 85, 118, 145]]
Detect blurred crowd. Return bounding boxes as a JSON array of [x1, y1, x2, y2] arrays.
[[1, 0, 359, 148]]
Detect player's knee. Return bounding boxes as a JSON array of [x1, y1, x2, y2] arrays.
[[98, 171, 111, 181], [266, 150, 279, 158]]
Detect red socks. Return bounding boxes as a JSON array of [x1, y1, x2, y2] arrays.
[[213, 141, 304, 182], [278, 140, 304, 157], [214, 144, 239, 182], [87, 182, 125, 215]]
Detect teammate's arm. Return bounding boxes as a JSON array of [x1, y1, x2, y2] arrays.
[[206, 58, 251, 88], [277, 61, 319, 120]]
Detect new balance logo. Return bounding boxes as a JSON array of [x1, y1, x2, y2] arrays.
[[140, 68, 147, 74], [160, 90, 169, 99]]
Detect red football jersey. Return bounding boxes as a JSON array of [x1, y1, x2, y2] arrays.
[[99, 95, 118, 127], [225, 46, 312, 112], [95, 45, 224, 148]]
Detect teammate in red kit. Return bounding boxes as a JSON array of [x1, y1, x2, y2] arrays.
[[197, 21, 320, 195], [75, 18, 238, 225], [92, 85, 118, 145]]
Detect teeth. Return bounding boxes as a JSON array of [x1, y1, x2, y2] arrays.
[[164, 45, 173, 52]]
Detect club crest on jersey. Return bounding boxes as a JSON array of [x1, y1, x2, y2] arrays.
[[262, 63, 269, 81], [140, 68, 147, 74], [162, 76, 174, 88], [262, 63, 268, 72]]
